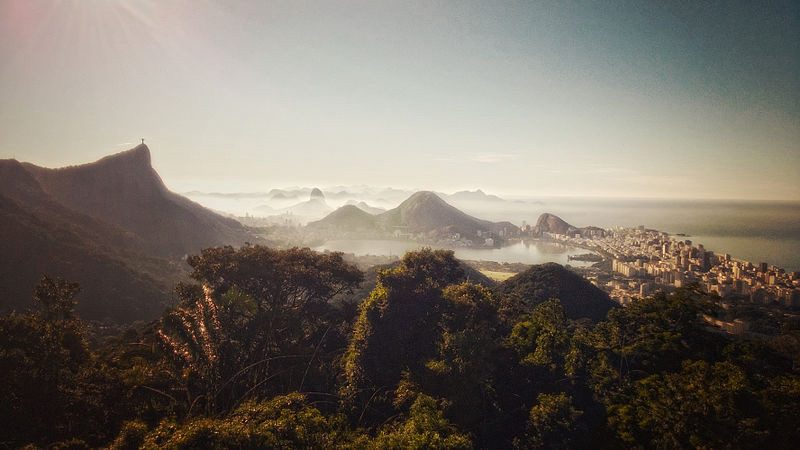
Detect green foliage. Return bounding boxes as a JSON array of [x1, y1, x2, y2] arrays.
[[608, 360, 754, 448], [507, 299, 570, 371], [139, 393, 356, 449], [33, 275, 81, 321], [373, 394, 473, 450], [4, 252, 800, 448], [159, 245, 363, 415], [109, 421, 149, 450], [515, 392, 583, 449], [0, 276, 91, 446], [586, 288, 720, 395], [341, 249, 465, 421], [494, 263, 615, 322]]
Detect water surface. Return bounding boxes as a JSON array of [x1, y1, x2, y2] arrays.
[[313, 239, 597, 267]]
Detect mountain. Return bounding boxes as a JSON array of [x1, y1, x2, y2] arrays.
[[255, 189, 333, 222], [494, 263, 616, 321], [281, 199, 332, 220], [0, 145, 260, 321], [308, 205, 378, 231], [309, 187, 325, 200], [344, 200, 386, 215], [378, 191, 517, 238], [446, 189, 504, 203], [22, 145, 254, 257], [312, 191, 519, 242], [532, 213, 578, 236], [333, 258, 495, 305], [0, 158, 179, 321]]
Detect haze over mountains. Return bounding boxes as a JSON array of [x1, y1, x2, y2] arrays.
[[0, 144, 633, 324], [0, 145, 546, 322], [0, 145, 259, 321], [309, 191, 519, 242], [184, 187, 539, 224]]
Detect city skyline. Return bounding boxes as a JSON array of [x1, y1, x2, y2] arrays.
[[1, 0, 798, 200]]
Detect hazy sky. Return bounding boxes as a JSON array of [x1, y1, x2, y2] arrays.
[[1, 0, 798, 199]]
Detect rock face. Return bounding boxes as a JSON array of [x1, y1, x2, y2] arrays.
[[309, 188, 325, 200], [22, 144, 253, 257], [0, 145, 259, 321], [494, 262, 616, 321], [532, 213, 577, 236]]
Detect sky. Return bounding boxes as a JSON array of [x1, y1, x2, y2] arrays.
[[1, 0, 798, 200]]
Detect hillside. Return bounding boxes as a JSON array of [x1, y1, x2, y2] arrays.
[[23, 145, 254, 257], [0, 159, 178, 320], [0, 145, 260, 321], [333, 257, 495, 305], [495, 262, 616, 321]]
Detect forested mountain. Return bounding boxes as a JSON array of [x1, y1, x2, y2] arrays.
[[2, 247, 797, 449], [22, 145, 253, 257], [0, 146, 259, 321], [495, 263, 616, 321]]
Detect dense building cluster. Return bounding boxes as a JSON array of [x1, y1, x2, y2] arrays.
[[544, 226, 800, 310]]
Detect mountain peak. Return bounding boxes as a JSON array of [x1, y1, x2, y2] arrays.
[[96, 144, 151, 168], [404, 190, 445, 204], [533, 213, 576, 236], [310, 187, 325, 200]]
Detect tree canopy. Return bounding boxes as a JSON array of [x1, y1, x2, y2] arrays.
[[1, 248, 799, 448]]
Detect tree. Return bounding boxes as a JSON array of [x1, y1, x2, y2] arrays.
[[341, 249, 465, 424], [157, 246, 362, 415], [133, 393, 357, 449], [515, 392, 583, 449], [507, 299, 570, 372], [33, 275, 81, 321], [586, 288, 720, 396], [424, 283, 502, 443], [608, 360, 757, 448], [372, 393, 473, 450], [0, 276, 89, 446]]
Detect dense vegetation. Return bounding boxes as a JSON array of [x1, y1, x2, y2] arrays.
[[1, 246, 799, 449]]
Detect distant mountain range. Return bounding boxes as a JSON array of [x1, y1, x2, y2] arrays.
[[310, 191, 519, 241], [0, 145, 258, 321], [344, 200, 386, 215], [254, 188, 333, 222], [445, 189, 504, 203]]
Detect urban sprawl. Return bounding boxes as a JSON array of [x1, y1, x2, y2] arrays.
[[538, 226, 800, 333]]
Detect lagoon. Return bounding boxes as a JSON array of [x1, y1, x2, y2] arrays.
[[312, 239, 597, 267]]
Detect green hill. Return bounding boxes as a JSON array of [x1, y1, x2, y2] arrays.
[[495, 262, 616, 321]]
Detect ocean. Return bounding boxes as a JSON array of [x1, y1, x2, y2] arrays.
[[186, 192, 800, 272], [478, 198, 800, 272]]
